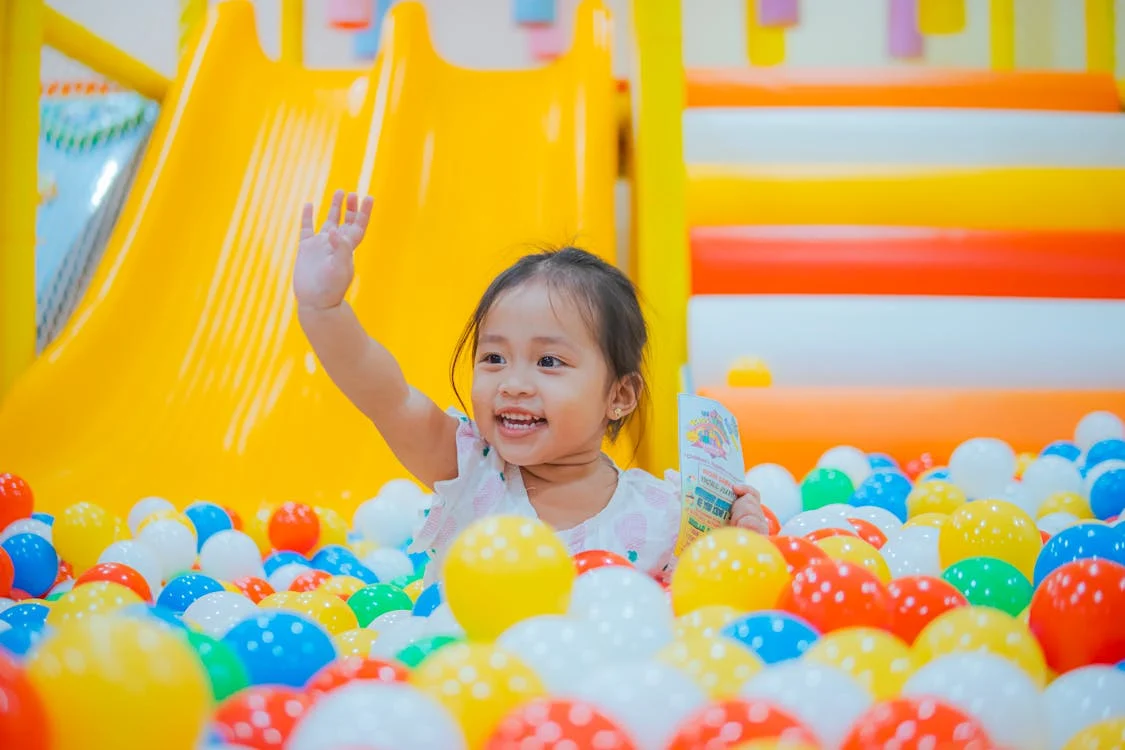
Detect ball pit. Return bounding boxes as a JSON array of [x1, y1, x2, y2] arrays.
[[2, 413, 1125, 749]]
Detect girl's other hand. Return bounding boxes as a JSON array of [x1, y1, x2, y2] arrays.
[[294, 190, 373, 311], [731, 484, 769, 535]]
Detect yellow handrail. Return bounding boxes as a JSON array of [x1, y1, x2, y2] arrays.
[[42, 7, 171, 101], [0, 0, 43, 401]]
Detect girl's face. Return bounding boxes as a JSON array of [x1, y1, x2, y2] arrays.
[[470, 280, 625, 467]]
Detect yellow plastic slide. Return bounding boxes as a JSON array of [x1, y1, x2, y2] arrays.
[[0, 0, 618, 518]]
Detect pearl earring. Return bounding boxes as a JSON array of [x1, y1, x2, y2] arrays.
[[614, 407, 622, 419]]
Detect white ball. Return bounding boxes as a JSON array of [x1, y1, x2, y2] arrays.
[[1001, 480, 1040, 519], [421, 603, 465, 639], [1, 518, 52, 545], [949, 437, 1016, 499], [0, 598, 15, 614], [1075, 411, 1125, 452], [362, 548, 414, 583], [817, 446, 872, 489], [49, 579, 75, 596], [745, 463, 801, 523], [741, 661, 872, 749], [903, 652, 1046, 750], [1084, 458, 1125, 497], [199, 530, 265, 582], [568, 566, 674, 663], [368, 614, 430, 658], [368, 609, 415, 632], [99, 540, 164, 598], [287, 682, 466, 750], [127, 496, 174, 534], [135, 519, 196, 582], [779, 510, 854, 538], [182, 591, 257, 639], [267, 562, 311, 593], [880, 526, 941, 578], [498, 614, 616, 693], [571, 661, 706, 750], [1038, 512, 1080, 537], [845, 505, 904, 537], [353, 482, 424, 548], [1022, 456, 1084, 512], [1044, 665, 1125, 750]]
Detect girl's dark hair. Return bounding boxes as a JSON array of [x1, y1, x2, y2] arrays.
[[450, 245, 648, 442]]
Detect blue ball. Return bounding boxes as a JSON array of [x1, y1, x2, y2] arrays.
[[0, 603, 48, 631], [0, 533, 58, 598], [926, 468, 950, 481], [850, 470, 912, 522], [1033, 522, 1125, 586], [156, 573, 224, 614], [722, 611, 820, 664], [1041, 441, 1082, 462], [868, 453, 899, 470], [222, 611, 336, 687], [412, 582, 443, 617], [1118, 659, 1125, 672], [311, 545, 377, 582], [408, 551, 431, 575], [1090, 468, 1125, 521], [1086, 440, 1125, 471], [30, 512, 54, 526], [0, 622, 49, 658], [184, 502, 233, 551], [263, 550, 307, 576]]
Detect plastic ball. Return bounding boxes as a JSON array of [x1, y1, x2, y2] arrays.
[[267, 562, 312, 592], [361, 547, 414, 582], [442, 516, 575, 641], [885, 575, 967, 644], [211, 684, 314, 749], [0, 533, 58, 598], [573, 549, 633, 575], [26, 614, 211, 750], [182, 591, 257, 639], [846, 517, 888, 549], [949, 437, 1016, 500], [311, 545, 373, 581], [0, 648, 49, 749], [136, 518, 197, 582], [938, 499, 1041, 580], [780, 560, 892, 634], [318, 574, 367, 601], [768, 535, 831, 576], [569, 566, 674, 661], [402, 578, 424, 601], [845, 505, 904, 537], [287, 682, 466, 750], [902, 652, 1045, 750], [289, 590, 359, 635], [200, 530, 265, 582], [0, 548, 12, 598], [347, 583, 413, 627], [941, 556, 1033, 617], [1029, 559, 1125, 674], [0, 518, 52, 546], [1063, 718, 1125, 750], [1033, 522, 1125, 586], [52, 502, 124, 576], [722, 610, 820, 664], [671, 527, 790, 615], [0, 474, 33, 532], [869, 453, 899, 470], [268, 501, 320, 554], [674, 605, 742, 641], [353, 482, 424, 548], [779, 509, 854, 538], [222, 610, 337, 687], [804, 627, 916, 700], [97, 540, 162, 600], [47, 580, 143, 626], [157, 573, 224, 614], [1043, 440, 1082, 462], [487, 697, 638, 750], [741, 661, 873, 749], [1044, 665, 1125, 750], [1040, 491, 1095, 520], [667, 699, 818, 750], [184, 501, 233, 551], [183, 630, 250, 702], [497, 614, 616, 693], [288, 569, 332, 592], [1021, 456, 1084, 514], [333, 628, 381, 658], [75, 561, 152, 603], [306, 655, 408, 694], [813, 535, 890, 583], [231, 575, 274, 603], [126, 496, 174, 534], [1089, 466, 1125, 521], [800, 468, 855, 511], [817, 446, 872, 489], [657, 632, 765, 699], [850, 470, 911, 522], [311, 505, 349, 552], [841, 697, 993, 750], [263, 550, 306, 576], [915, 606, 1048, 687], [906, 480, 966, 519], [411, 581, 443, 616], [409, 642, 545, 749], [746, 463, 802, 523], [396, 633, 460, 668], [1076, 411, 1125, 452], [0, 601, 48, 631], [368, 613, 429, 658]]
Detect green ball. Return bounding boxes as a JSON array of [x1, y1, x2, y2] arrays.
[[389, 573, 421, 589], [395, 634, 460, 669], [800, 468, 855, 511], [941, 556, 1033, 617], [347, 583, 414, 628], [184, 630, 250, 702]]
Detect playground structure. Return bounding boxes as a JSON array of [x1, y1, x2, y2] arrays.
[[0, 0, 1124, 519]]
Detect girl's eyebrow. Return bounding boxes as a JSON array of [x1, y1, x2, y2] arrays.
[[480, 333, 569, 346]]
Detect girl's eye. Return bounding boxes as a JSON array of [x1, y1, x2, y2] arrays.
[[480, 353, 504, 365], [538, 355, 563, 368]]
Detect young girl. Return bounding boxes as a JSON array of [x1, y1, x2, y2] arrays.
[[295, 191, 768, 583]]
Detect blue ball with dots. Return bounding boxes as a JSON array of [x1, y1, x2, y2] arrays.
[[722, 611, 820, 664], [1041, 440, 1081, 462], [222, 610, 336, 687]]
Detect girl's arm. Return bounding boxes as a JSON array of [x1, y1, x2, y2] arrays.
[[294, 191, 458, 488]]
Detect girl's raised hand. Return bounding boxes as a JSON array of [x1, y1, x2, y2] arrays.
[[293, 190, 374, 311]]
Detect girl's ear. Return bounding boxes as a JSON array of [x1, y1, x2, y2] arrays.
[[606, 373, 641, 422]]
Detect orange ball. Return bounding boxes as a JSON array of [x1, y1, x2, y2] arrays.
[[268, 502, 319, 554], [75, 562, 153, 603], [232, 576, 275, 603], [289, 570, 332, 592]]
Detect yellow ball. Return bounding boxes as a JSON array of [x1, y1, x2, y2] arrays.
[[804, 627, 916, 700], [137, 508, 195, 537], [47, 581, 143, 626], [244, 503, 275, 557], [312, 506, 349, 552], [938, 499, 1042, 580], [813, 535, 891, 583], [674, 605, 744, 641], [1014, 452, 1037, 479], [1062, 718, 1125, 750], [403, 579, 424, 601], [671, 527, 790, 616], [53, 502, 127, 575], [656, 633, 763, 698], [27, 615, 211, 750], [906, 480, 966, 518], [335, 628, 380, 657], [289, 590, 359, 635], [913, 606, 1048, 688], [442, 515, 575, 641], [318, 575, 368, 600], [350, 540, 379, 559], [410, 642, 545, 748], [1038, 491, 1095, 520], [258, 591, 300, 610], [904, 512, 950, 529]]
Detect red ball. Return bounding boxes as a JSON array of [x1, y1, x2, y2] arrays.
[[288, 569, 332, 592], [804, 527, 859, 544], [232, 576, 275, 603], [76, 562, 153, 603], [768, 536, 831, 577], [886, 575, 967, 644], [0, 649, 49, 750], [574, 549, 633, 575], [846, 518, 888, 549], [485, 698, 637, 750], [1040, 529, 1051, 544], [667, 699, 817, 750], [0, 474, 33, 531], [8, 589, 31, 601], [1029, 559, 1125, 673], [904, 453, 938, 481], [54, 560, 73, 586], [212, 685, 313, 750], [224, 506, 243, 531], [306, 656, 408, 695], [841, 697, 992, 750], [761, 504, 781, 536], [0, 548, 14, 598], [268, 502, 320, 554], [779, 561, 894, 633]]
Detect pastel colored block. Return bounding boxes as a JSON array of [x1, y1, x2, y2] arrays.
[[757, 0, 799, 27], [889, 0, 924, 60], [514, 0, 556, 26]]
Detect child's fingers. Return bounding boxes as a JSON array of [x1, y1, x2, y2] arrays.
[[343, 192, 358, 225], [356, 196, 374, 232], [321, 189, 344, 232], [735, 514, 769, 535], [299, 203, 315, 239]]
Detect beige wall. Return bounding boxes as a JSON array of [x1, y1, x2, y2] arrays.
[[43, 0, 1125, 80]]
